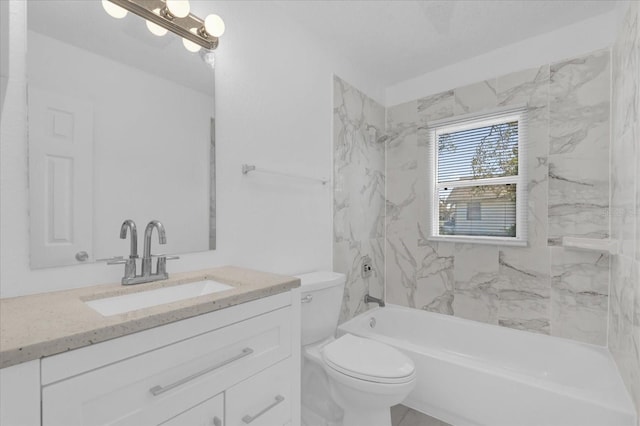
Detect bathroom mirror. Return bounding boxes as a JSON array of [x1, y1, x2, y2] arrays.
[[27, 0, 215, 269]]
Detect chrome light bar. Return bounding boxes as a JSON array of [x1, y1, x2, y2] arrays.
[[107, 0, 219, 50]]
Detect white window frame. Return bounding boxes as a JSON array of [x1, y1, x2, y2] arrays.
[[428, 106, 528, 246]]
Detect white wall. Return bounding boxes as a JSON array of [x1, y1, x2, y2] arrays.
[[0, 0, 381, 298], [386, 10, 619, 106]]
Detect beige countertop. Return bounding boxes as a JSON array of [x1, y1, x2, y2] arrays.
[[0, 266, 300, 369]]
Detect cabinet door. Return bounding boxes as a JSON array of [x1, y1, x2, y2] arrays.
[[159, 393, 223, 426], [226, 358, 293, 426], [0, 360, 40, 426]]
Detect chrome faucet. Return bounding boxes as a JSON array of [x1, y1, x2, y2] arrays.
[[105, 219, 178, 285], [364, 293, 385, 307], [141, 220, 167, 279], [119, 219, 138, 281]]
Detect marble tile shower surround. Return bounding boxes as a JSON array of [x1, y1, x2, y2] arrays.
[[609, 1, 640, 417], [384, 48, 611, 346], [333, 76, 385, 323]]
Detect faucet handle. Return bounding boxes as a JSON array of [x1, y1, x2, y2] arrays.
[[151, 254, 180, 261], [97, 256, 126, 264]]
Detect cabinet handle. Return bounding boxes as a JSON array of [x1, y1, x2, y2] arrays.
[[242, 395, 285, 424], [149, 347, 253, 396]]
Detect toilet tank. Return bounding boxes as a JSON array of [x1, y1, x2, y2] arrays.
[[296, 271, 346, 346]]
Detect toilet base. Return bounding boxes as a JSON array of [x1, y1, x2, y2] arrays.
[[342, 407, 392, 426]]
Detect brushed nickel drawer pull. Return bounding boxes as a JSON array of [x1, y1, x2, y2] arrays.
[[242, 395, 285, 424], [149, 347, 253, 396]]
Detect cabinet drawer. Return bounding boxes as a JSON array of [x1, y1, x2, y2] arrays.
[[226, 358, 294, 426], [43, 306, 291, 426], [160, 392, 223, 426]]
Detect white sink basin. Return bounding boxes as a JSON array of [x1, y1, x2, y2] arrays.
[[86, 280, 234, 316]]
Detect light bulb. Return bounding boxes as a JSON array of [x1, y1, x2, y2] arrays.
[[204, 14, 225, 37], [166, 0, 190, 18], [102, 0, 128, 19], [200, 50, 215, 69], [146, 11, 168, 36], [182, 37, 201, 53]]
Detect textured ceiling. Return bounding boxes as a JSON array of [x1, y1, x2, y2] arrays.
[[273, 0, 618, 86]]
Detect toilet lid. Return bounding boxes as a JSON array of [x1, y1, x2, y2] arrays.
[[322, 334, 415, 384]]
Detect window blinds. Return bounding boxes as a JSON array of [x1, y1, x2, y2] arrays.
[[429, 106, 527, 245]]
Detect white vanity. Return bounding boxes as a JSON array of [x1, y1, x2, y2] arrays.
[[0, 267, 301, 426]]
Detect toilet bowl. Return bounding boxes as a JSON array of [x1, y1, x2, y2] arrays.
[[297, 272, 416, 426], [322, 333, 416, 426]]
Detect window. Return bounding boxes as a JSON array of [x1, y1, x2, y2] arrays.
[[466, 202, 482, 221], [429, 108, 527, 245]]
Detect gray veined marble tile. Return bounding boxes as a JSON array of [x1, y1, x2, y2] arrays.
[[611, 127, 637, 258], [497, 65, 549, 110], [608, 257, 640, 412], [452, 244, 499, 324], [611, 4, 639, 261], [612, 1, 639, 142], [386, 165, 418, 219], [547, 156, 609, 245], [549, 50, 610, 158], [415, 241, 455, 315], [610, 255, 636, 354], [453, 79, 498, 115], [333, 76, 385, 171], [333, 76, 386, 245], [497, 248, 551, 334], [525, 110, 550, 248], [387, 124, 418, 173], [415, 130, 432, 243], [417, 90, 454, 123], [550, 248, 608, 345], [548, 52, 610, 248], [333, 76, 386, 324], [385, 234, 418, 308], [637, 106, 640, 264], [369, 237, 386, 300]]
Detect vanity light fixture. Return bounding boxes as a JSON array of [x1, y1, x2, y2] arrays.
[[102, 0, 225, 51]]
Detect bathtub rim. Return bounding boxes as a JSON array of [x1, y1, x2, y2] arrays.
[[338, 304, 637, 422]]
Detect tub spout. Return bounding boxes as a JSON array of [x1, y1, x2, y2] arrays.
[[364, 293, 385, 307]]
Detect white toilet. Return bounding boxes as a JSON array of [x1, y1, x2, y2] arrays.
[[297, 271, 416, 426]]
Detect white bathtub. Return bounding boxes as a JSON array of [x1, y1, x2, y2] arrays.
[[338, 305, 637, 426]]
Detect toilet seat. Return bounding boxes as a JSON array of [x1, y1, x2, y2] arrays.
[[322, 334, 415, 384]]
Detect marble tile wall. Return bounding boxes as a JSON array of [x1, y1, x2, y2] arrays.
[[333, 76, 386, 323], [609, 1, 640, 418], [385, 48, 611, 345]]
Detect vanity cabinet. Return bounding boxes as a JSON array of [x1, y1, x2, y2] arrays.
[[32, 290, 300, 426]]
